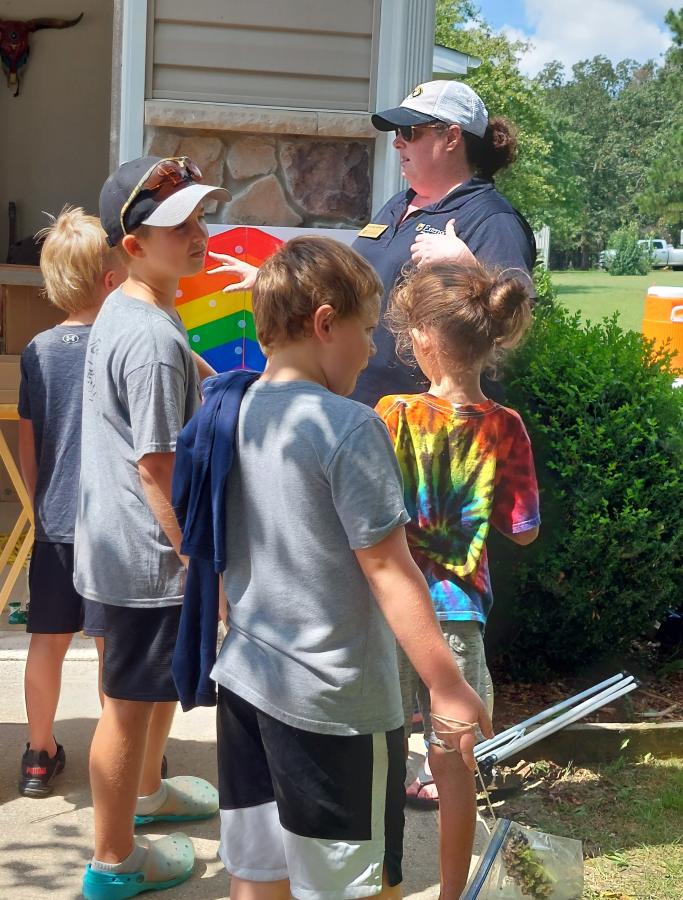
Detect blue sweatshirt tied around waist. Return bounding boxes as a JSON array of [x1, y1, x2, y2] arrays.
[[171, 368, 259, 711]]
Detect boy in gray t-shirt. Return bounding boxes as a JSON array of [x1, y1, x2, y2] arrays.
[[78, 156, 231, 900], [17, 208, 125, 800], [212, 237, 493, 900]]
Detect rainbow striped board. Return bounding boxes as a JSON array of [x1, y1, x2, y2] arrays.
[[175, 226, 357, 373], [175, 226, 282, 373]]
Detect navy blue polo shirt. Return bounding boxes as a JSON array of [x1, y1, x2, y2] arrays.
[[352, 177, 536, 407]]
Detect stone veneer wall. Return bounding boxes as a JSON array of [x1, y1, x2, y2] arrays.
[[144, 127, 373, 229]]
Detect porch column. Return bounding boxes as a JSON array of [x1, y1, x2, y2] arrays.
[[372, 0, 436, 211]]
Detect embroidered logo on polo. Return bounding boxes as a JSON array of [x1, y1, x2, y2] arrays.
[[62, 333, 80, 344], [415, 224, 446, 236]]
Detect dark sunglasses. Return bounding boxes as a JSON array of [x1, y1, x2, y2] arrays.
[[394, 123, 448, 143], [120, 157, 203, 236]]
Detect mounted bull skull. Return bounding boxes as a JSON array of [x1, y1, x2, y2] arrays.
[[0, 13, 83, 96]]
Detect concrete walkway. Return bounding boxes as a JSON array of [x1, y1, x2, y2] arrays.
[[0, 627, 464, 899]]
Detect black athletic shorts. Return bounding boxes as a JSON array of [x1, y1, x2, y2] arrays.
[[217, 686, 405, 897], [101, 604, 181, 702], [27, 541, 105, 636]]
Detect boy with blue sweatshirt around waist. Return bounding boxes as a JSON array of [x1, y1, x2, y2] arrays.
[[76, 156, 229, 899], [210, 237, 493, 900]]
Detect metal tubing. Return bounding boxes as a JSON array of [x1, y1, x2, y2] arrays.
[[475, 673, 632, 755], [479, 678, 638, 765]]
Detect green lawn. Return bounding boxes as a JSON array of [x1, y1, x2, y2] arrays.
[[552, 269, 683, 333], [497, 756, 683, 900]]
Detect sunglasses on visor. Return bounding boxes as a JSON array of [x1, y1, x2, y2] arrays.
[[119, 157, 203, 237]]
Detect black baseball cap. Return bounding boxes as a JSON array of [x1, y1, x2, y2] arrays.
[[99, 156, 231, 247]]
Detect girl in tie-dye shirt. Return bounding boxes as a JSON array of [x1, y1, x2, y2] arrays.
[[376, 260, 540, 898]]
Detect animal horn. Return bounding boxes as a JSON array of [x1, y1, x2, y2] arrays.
[[27, 13, 84, 32]]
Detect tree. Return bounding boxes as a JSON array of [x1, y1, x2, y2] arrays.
[[537, 51, 681, 265], [435, 1, 681, 267], [635, 9, 683, 237], [664, 6, 683, 62], [434, 0, 583, 240]]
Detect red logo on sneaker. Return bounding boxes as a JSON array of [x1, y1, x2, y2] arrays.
[[26, 766, 47, 776]]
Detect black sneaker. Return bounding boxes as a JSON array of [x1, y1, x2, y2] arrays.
[[18, 742, 65, 798]]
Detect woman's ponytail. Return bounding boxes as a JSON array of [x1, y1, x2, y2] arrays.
[[463, 117, 518, 180]]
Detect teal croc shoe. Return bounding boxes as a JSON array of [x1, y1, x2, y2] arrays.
[[82, 833, 194, 899], [134, 776, 218, 827]]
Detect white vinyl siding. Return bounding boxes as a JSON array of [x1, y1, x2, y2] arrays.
[[148, 0, 380, 111]]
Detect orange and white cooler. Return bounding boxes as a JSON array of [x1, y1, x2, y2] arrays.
[[642, 285, 683, 371]]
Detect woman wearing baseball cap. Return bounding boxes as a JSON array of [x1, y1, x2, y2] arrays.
[[352, 78, 536, 406], [207, 80, 535, 406]]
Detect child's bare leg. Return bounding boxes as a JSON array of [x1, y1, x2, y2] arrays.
[[429, 744, 476, 900], [90, 695, 154, 862], [377, 868, 402, 899], [94, 636, 104, 708], [138, 700, 176, 795], [230, 868, 401, 900], [230, 877, 290, 899], [25, 632, 73, 754]]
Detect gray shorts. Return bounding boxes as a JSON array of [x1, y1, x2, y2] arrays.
[[398, 620, 494, 742]]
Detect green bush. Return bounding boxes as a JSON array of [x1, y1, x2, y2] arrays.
[[532, 261, 557, 309], [607, 225, 651, 275], [496, 303, 683, 676]]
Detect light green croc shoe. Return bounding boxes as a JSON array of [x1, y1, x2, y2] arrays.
[[82, 832, 194, 899], [134, 776, 219, 827]]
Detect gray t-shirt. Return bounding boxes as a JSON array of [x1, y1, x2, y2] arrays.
[[211, 380, 410, 736], [18, 324, 92, 543], [73, 289, 200, 607]]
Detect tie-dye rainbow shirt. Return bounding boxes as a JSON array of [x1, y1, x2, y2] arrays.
[[376, 393, 540, 625]]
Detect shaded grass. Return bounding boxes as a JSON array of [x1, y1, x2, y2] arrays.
[[552, 270, 683, 333], [495, 757, 683, 899]]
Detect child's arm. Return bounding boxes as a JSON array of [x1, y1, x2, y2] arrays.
[[138, 452, 188, 567], [491, 414, 541, 547], [192, 352, 217, 383], [18, 418, 37, 507], [355, 526, 494, 771], [126, 351, 198, 566], [506, 525, 539, 546]]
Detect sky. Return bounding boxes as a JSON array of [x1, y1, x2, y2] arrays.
[[476, 0, 674, 76]]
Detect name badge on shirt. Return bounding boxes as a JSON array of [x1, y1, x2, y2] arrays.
[[357, 223, 389, 239]]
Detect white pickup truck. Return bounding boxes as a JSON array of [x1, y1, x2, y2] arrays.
[[600, 239, 683, 270]]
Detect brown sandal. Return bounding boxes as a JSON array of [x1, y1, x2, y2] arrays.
[[406, 777, 439, 810]]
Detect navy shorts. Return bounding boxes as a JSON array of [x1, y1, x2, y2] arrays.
[[27, 541, 105, 636], [101, 604, 181, 702], [217, 686, 405, 897]]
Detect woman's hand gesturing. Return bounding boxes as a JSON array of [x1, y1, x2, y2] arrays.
[[207, 251, 259, 293], [410, 219, 476, 268]]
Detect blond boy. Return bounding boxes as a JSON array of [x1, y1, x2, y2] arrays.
[[18, 208, 125, 797]]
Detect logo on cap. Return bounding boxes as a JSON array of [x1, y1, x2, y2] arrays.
[[410, 85, 423, 97]]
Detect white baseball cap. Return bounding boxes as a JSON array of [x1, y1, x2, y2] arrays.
[[372, 80, 489, 138]]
